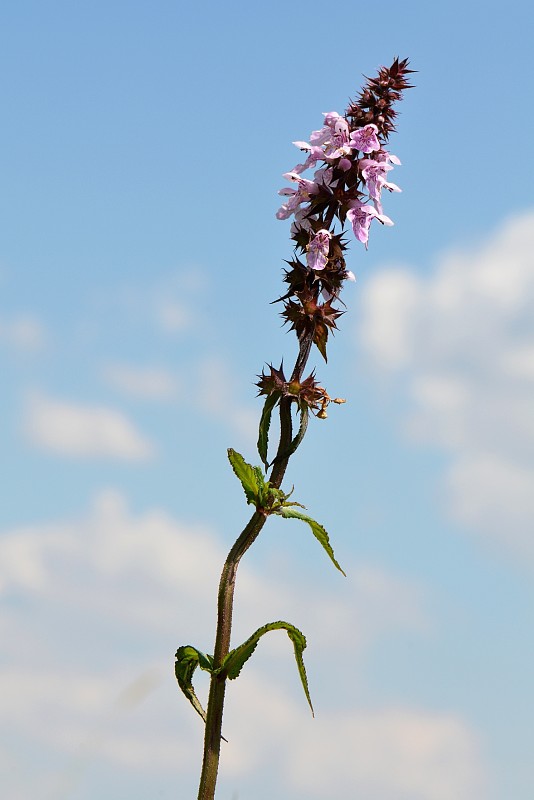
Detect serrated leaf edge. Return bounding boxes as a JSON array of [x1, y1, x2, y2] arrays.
[[175, 645, 214, 724], [222, 620, 314, 715], [277, 507, 346, 576], [258, 392, 281, 467], [227, 448, 260, 505]]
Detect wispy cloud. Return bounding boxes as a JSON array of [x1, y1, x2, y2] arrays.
[[24, 394, 155, 460], [196, 355, 258, 444], [102, 363, 180, 401], [109, 268, 207, 338], [358, 210, 534, 562], [100, 352, 257, 442], [155, 299, 193, 334], [0, 314, 47, 352], [153, 268, 208, 334], [220, 670, 488, 800]]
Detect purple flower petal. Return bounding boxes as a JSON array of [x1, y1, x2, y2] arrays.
[[306, 229, 331, 271], [349, 124, 380, 154]]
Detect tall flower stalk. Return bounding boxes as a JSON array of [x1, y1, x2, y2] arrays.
[[174, 57, 414, 800]]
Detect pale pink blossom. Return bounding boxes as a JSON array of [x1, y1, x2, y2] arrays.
[[276, 175, 319, 220], [306, 229, 331, 271], [375, 149, 401, 166], [290, 143, 324, 175], [309, 112, 348, 146], [349, 124, 380, 154], [321, 113, 351, 161], [323, 111, 346, 129], [290, 207, 314, 235], [360, 158, 401, 211], [347, 201, 393, 248], [312, 166, 334, 187], [294, 112, 352, 168]]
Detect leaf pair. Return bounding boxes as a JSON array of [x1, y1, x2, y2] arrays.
[[227, 448, 345, 576], [227, 448, 287, 511], [175, 620, 313, 728]]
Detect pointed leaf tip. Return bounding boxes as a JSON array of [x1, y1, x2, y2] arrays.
[[257, 392, 280, 467], [228, 448, 262, 505], [174, 645, 214, 724], [278, 508, 346, 576], [222, 620, 314, 715]]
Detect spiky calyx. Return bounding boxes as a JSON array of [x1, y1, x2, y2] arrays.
[[256, 364, 337, 416], [278, 232, 351, 305], [346, 57, 415, 141], [281, 288, 343, 362]]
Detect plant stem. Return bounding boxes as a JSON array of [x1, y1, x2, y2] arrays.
[[197, 510, 267, 800], [196, 333, 313, 800]]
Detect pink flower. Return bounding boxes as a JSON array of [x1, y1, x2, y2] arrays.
[[323, 111, 346, 129], [290, 207, 314, 236], [306, 229, 331, 271], [275, 164, 336, 220], [290, 143, 324, 175], [349, 124, 380, 154], [360, 158, 401, 212], [321, 113, 351, 161], [309, 112, 347, 146], [375, 149, 401, 166], [276, 174, 320, 220], [312, 165, 334, 188], [347, 201, 393, 248], [294, 111, 352, 168]]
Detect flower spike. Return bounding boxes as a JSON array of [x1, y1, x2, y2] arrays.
[[275, 57, 413, 359]]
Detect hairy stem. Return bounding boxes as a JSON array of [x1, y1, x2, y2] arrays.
[[196, 332, 313, 800]]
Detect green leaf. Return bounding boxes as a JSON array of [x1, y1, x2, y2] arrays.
[[278, 508, 346, 576], [272, 405, 309, 466], [174, 645, 214, 723], [227, 448, 260, 505], [222, 620, 314, 715], [289, 405, 309, 458], [253, 465, 266, 490], [257, 392, 281, 467], [265, 485, 289, 509]]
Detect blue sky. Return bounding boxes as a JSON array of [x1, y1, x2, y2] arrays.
[[1, 2, 533, 799]]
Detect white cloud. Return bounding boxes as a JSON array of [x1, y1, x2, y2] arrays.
[[24, 394, 155, 460], [0, 490, 425, 648], [0, 314, 47, 351], [358, 211, 534, 562], [288, 705, 485, 800], [219, 671, 487, 800], [447, 454, 534, 558], [196, 355, 258, 443], [0, 491, 476, 799], [102, 362, 179, 400], [359, 269, 421, 370], [0, 666, 193, 770], [153, 269, 208, 335], [156, 299, 192, 333]]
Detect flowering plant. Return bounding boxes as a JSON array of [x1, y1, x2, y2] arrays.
[[175, 57, 414, 800]]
